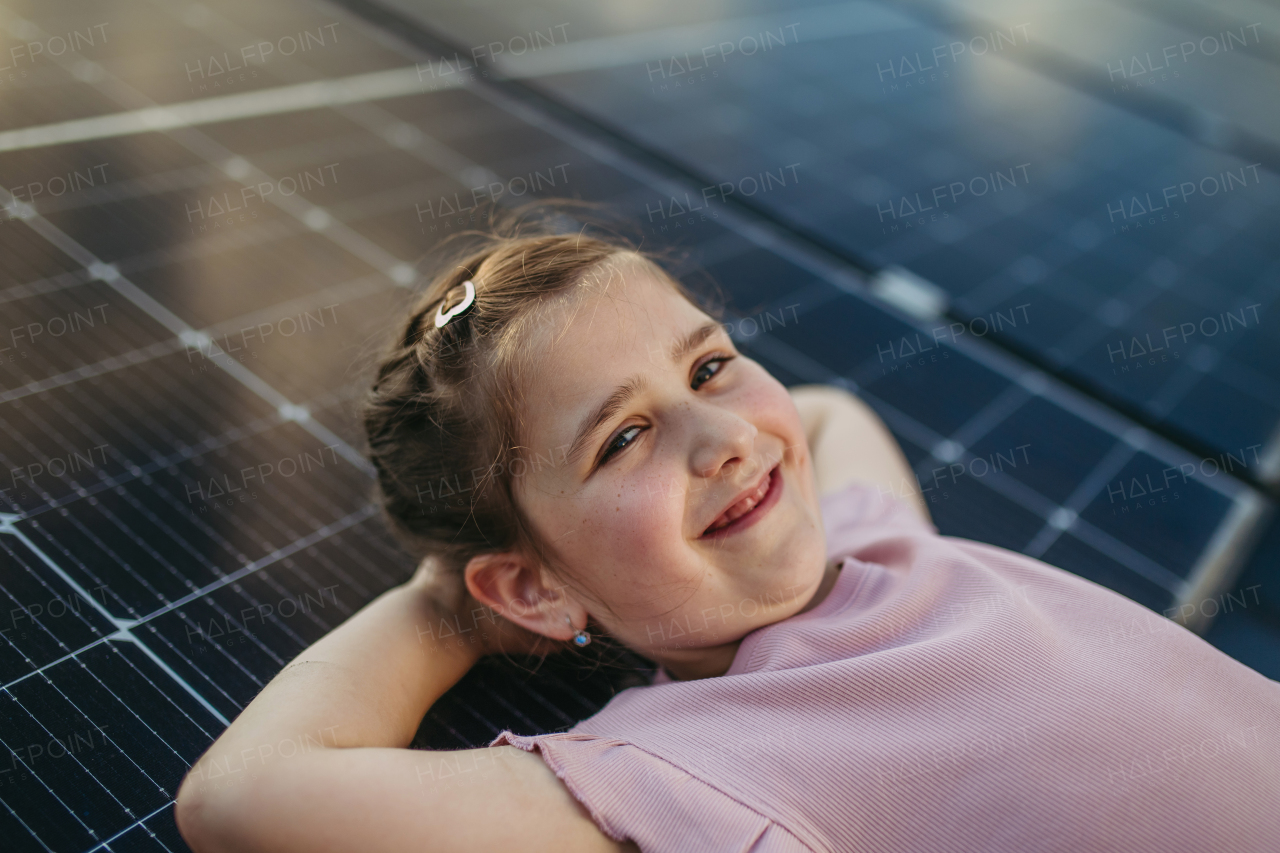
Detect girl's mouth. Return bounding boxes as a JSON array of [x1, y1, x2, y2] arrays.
[[701, 465, 782, 538]]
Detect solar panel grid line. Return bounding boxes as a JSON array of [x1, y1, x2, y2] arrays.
[[20, 162, 224, 219], [114, 505, 377, 638], [0, 537, 115, 682], [3, 642, 224, 849], [486, 27, 1269, 427], [2, 529, 232, 726], [280, 522, 400, 602], [10, 670, 180, 809], [917, 448, 1190, 593], [470, 679, 552, 735], [1063, 515, 1199, 594], [1021, 441, 1140, 558], [11, 414, 283, 525], [416, 707, 474, 749], [0, 689, 162, 831], [32, 478, 273, 619], [898, 319, 1256, 503], [0, 268, 93, 307], [0, 18, 422, 291], [116, 217, 309, 284], [123, 627, 254, 723], [5, 61, 1259, 637], [517, 655, 632, 717], [1, 523, 130, 631], [88, 802, 175, 853], [936, 383, 1033, 452], [1174, 489, 1273, 628], [194, 275, 391, 345], [151, 608, 289, 695], [6, 211, 380, 475], [0, 274, 172, 367], [0, 725, 98, 849], [246, 123, 403, 174], [2, 4, 1269, 845], [0, 796, 53, 853], [135, 0, 532, 267], [112, 3, 872, 322], [3, 669, 184, 844], [0, 65, 450, 156], [5, 495, 376, 705], [1264, 422, 1280, 481], [0, 339, 189, 406], [56, 358, 273, 469], [443, 50, 883, 290], [164, 126, 415, 283], [0, 260, 391, 407], [920, 463, 1060, 539]]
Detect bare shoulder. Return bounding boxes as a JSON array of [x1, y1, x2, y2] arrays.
[[177, 743, 637, 853]]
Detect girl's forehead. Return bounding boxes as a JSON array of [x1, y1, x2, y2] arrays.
[[526, 266, 697, 365], [516, 271, 713, 450]]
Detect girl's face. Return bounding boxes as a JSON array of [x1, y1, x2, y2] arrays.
[[512, 256, 830, 678]]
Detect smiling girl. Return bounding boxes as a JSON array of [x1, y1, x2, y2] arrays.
[[175, 214, 1280, 853]]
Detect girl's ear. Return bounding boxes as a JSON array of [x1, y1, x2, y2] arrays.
[[463, 551, 580, 641]]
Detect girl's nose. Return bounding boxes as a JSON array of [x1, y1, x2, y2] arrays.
[[689, 405, 759, 482]]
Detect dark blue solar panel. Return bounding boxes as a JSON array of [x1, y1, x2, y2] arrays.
[[1077, 451, 1233, 578], [966, 396, 1117, 505]]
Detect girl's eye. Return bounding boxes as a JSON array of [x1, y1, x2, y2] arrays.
[[693, 356, 734, 390], [600, 425, 643, 464], [597, 355, 736, 466]]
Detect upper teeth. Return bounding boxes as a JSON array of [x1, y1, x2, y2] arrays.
[[707, 471, 771, 532]]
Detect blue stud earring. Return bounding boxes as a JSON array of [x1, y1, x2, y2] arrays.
[[567, 614, 591, 647]]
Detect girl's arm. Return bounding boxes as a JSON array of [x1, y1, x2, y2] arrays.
[[789, 384, 932, 524], [174, 565, 634, 853]]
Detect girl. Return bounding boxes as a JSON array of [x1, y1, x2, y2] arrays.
[[175, 212, 1280, 853]]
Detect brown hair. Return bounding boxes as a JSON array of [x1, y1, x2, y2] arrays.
[[362, 203, 723, 650]]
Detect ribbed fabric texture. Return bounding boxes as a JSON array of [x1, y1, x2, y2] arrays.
[[492, 482, 1280, 852]]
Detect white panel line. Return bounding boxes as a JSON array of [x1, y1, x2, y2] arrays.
[[0, 505, 375, 695], [5, 195, 375, 476], [0, 66, 451, 154], [0, 0, 917, 155], [3, 524, 230, 726], [84, 801, 174, 853]]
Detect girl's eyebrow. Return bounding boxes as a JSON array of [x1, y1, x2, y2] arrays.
[[563, 320, 723, 467], [565, 375, 647, 467]]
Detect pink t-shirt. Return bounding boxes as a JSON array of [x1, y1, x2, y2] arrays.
[[491, 481, 1280, 852]]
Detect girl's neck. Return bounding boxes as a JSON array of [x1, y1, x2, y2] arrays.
[[659, 560, 842, 682]]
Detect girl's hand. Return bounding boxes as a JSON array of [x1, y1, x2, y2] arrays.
[[788, 384, 932, 524]]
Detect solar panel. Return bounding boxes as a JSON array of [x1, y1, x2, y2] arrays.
[[0, 1, 1274, 850]]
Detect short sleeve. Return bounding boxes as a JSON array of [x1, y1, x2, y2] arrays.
[[490, 730, 814, 853], [819, 479, 935, 565]]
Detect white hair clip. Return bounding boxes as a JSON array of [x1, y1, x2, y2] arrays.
[[435, 279, 476, 328]]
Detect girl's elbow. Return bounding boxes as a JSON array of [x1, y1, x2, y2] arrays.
[[174, 768, 255, 853], [174, 774, 215, 853]]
